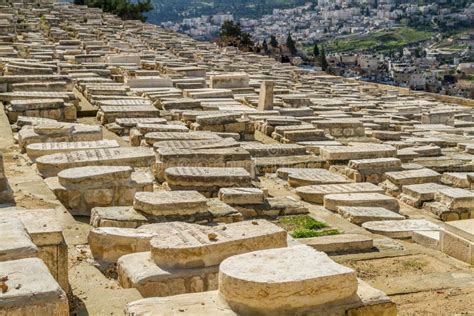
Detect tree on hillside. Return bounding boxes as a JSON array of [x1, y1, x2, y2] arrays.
[[286, 33, 297, 55], [320, 46, 328, 71], [262, 39, 268, 53], [74, 0, 153, 22], [313, 43, 319, 57], [218, 21, 254, 51], [269, 35, 279, 48]]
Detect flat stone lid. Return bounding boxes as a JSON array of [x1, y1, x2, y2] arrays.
[[219, 245, 357, 313], [362, 220, 440, 239], [0, 258, 66, 309], [58, 166, 133, 186], [133, 191, 208, 215], [0, 218, 38, 261], [150, 220, 287, 269], [444, 219, 474, 242]]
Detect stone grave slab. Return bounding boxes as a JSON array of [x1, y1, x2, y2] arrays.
[[0, 218, 38, 261], [362, 219, 440, 239], [149, 220, 287, 269], [324, 193, 399, 213], [441, 219, 474, 265], [298, 234, 374, 254], [0, 258, 68, 315], [218, 245, 357, 314], [164, 167, 252, 196], [277, 168, 349, 187], [336, 206, 405, 225], [295, 182, 384, 204], [319, 143, 396, 162], [36, 147, 155, 177], [26, 139, 119, 161], [133, 191, 208, 217]]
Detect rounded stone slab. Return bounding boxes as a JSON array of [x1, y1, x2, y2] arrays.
[[362, 219, 440, 239], [58, 166, 133, 188], [324, 193, 400, 213], [150, 220, 287, 269], [218, 245, 358, 314], [33, 123, 72, 136], [296, 182, 384, 204], [134, 191, 208, 216]]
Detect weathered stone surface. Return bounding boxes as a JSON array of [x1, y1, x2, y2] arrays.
[[219, 245, 358, 314], [36, 147, 155, 177], [299, 234, 374, 254], [149, 220, 287, 269], [0, 258, 69, 315], [296, 182, 383, 204], [0, 218, 38, 262], [164, 167, 252, 194], [337, 206, 405, 225], [324, 193, 400, 213], [362, 219, 440, 239], [320, 143, 396, 162], [277, 168, 349, 187], [440, 219, 474, 264], [218, 188, 265, 205], [133, 191, 208, 216], [26, 139, 119, 161]]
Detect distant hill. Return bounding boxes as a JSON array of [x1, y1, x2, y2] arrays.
[[145, 0, 312, 24]]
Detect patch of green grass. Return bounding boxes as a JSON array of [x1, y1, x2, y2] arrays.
[[310, 27, 434, 53], [291, 228, 340, 238], [278, 215, 328, 231], [276, 215, 340, 239]]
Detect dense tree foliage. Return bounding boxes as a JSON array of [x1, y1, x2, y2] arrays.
[[286, 33, 297, 55], [319, 46, 328, 71], [270, 35, 279, 48], [313, 43, 319, 57], [217, 21, 254, 51], [74, 0, 153, 22]]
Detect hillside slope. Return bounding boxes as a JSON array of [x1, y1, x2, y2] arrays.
[[146, 0, 311, 24]]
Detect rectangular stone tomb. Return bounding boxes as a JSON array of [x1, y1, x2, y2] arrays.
[[164, 167, 252, 197], [277, 168, 349, 187], [0, 218, 38, 261], [144, 132, 221, 146], [116, 220, 287, 297], [380, 168, 441, 197], [154, 147, 254, 181], [45, 166, 153, 216], [6, 98, 76, 123], [97, 106, 160, 124], [362, 219, 440, 239], [36, 147, 155, 177], [423, 188, 474, 221], [319, 143, 397, 162], [125, 246, 396, 315], [338, 158, 402, 184], [26, 139, 119, 161], [324, 193, 400, 213], [440, 219, 474, 265], [133, 191, 208, 218], [398, 183, 449, 208], [336, 206, 405, 225], [0, 258, 69, 315], [0, 208, 69, 292], [296, 182, 384, 204], [240, 143, 307, 157], [18, 123, 103, 152]]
